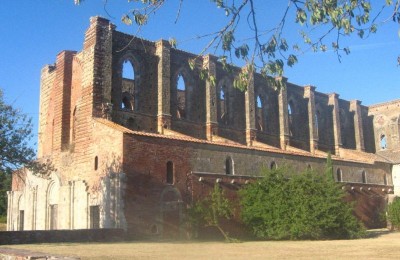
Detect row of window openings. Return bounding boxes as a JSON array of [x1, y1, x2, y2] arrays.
[[335, 169, 387, 185], [120, 61, 337, 138], [95, 156, 385, 186], [121, 61, 321, 136], [121, 61, 284, 128]]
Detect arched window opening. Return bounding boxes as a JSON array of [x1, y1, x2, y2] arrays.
[[225, 157, 234, 175], [380, 134, 387, 150], [307, 164, 312, 170], [315, 111, 320, 132], [176, 74, 186, 119], [121, 60, 136, 110], [122, 95, 133, 110], [361, 170, 367, 184], [288, 101, 293, 115], [122, 60, 135, 80], [336, 168, 342, 182], [256, 95, 262, 108], [288, 101, 294, 136], [166, 161, 174, 184], [94, 156, 98, 171], [256, 95, 264, 131], [219, 85, 228, 125], [270, 161, 277, 170]]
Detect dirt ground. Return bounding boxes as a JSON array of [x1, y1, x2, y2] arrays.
[[1, 230, 400, 259]]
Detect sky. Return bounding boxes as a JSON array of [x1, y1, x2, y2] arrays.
[[0, 1, 399, 151]]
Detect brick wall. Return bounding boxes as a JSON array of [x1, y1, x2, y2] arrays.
[[121, 132, 392, 236]]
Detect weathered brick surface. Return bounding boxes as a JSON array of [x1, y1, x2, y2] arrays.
[[8, 16, 400, 239]]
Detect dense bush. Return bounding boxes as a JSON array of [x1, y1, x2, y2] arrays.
[[240, 165, 365, 240], [188, 183, 234, 241], [387, 197, 400, 230]]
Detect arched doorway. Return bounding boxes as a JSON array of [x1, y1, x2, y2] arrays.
[[160, 186, 182, 239], [47, 179, 60, 230]]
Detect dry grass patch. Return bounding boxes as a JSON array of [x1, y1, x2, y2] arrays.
[[0, 223, 6, 231], [2, 231, 400, 259]]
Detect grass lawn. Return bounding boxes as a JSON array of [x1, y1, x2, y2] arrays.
[[0, 223, 6, 231], [1, 230, 399, 259]]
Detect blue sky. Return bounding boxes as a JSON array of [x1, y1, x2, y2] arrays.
[[0, 1, 399, 151]]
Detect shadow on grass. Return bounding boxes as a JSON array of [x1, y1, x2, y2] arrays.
[[365, 228, 392, 238]]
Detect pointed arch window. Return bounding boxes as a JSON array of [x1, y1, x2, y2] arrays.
[[122, 60, 135, 79], [166, 161, 174, 184], [270, 161, 277, 170], [225, 156, 234, 175], [380, 134, 387, 150], [361, 170, 367, 184], [256, 95, 262, 109], [315, 111, 319, 131], [336, 168, 342, 182], [94, 156, 98, 171], [122, 93, 134, 110], [176, 74, 186, 119], [218, 84, 228, 125], [288, 101, 294, 136], [256, 95, 264, 131], [121, 60, 136, 110]]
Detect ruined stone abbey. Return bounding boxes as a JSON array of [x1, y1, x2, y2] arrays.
[[7, 17, 400, 238]]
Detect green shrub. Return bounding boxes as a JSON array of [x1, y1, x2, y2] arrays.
[[387, 197, 400, 230], [240, 164, 365, 240], [188, 183, 235, 241]]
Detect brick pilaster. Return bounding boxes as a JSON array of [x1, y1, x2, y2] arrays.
[[203, 55, 218, 140], [304, 85, 318, 154], [53, 51, 76, 152], [278, 77, 289, 150], [350, 100, 365, 151], [329, 93, 342, 155], [244, 67, 256, 146], [156, 40, 172, 134]]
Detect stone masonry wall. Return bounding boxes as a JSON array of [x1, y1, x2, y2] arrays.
[[122, 132, 392, 237]]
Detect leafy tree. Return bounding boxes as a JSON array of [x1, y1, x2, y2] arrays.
[[76, 0, 400, 89], [325, 151, 334, 180], [0, 172, 10, 217], [387, 197, 400, 230], [240, 162, 365, 240], [188, 183, 234, 241], [239, 166, 292, 239], [0, 89, 52, 215], [0, 89, 35, 174]]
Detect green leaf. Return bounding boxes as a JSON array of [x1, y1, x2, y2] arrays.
[[287, 55, 298, 67], [188, 58, 196, 70], [370, 24, 377, 33], [357, 29, 364, 38], [296, 8, 307, 25], [279, 38, 289, 52], [222, 31, 235, 51], [121, 15, 132, 26], [133, 12, 148, 25]]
